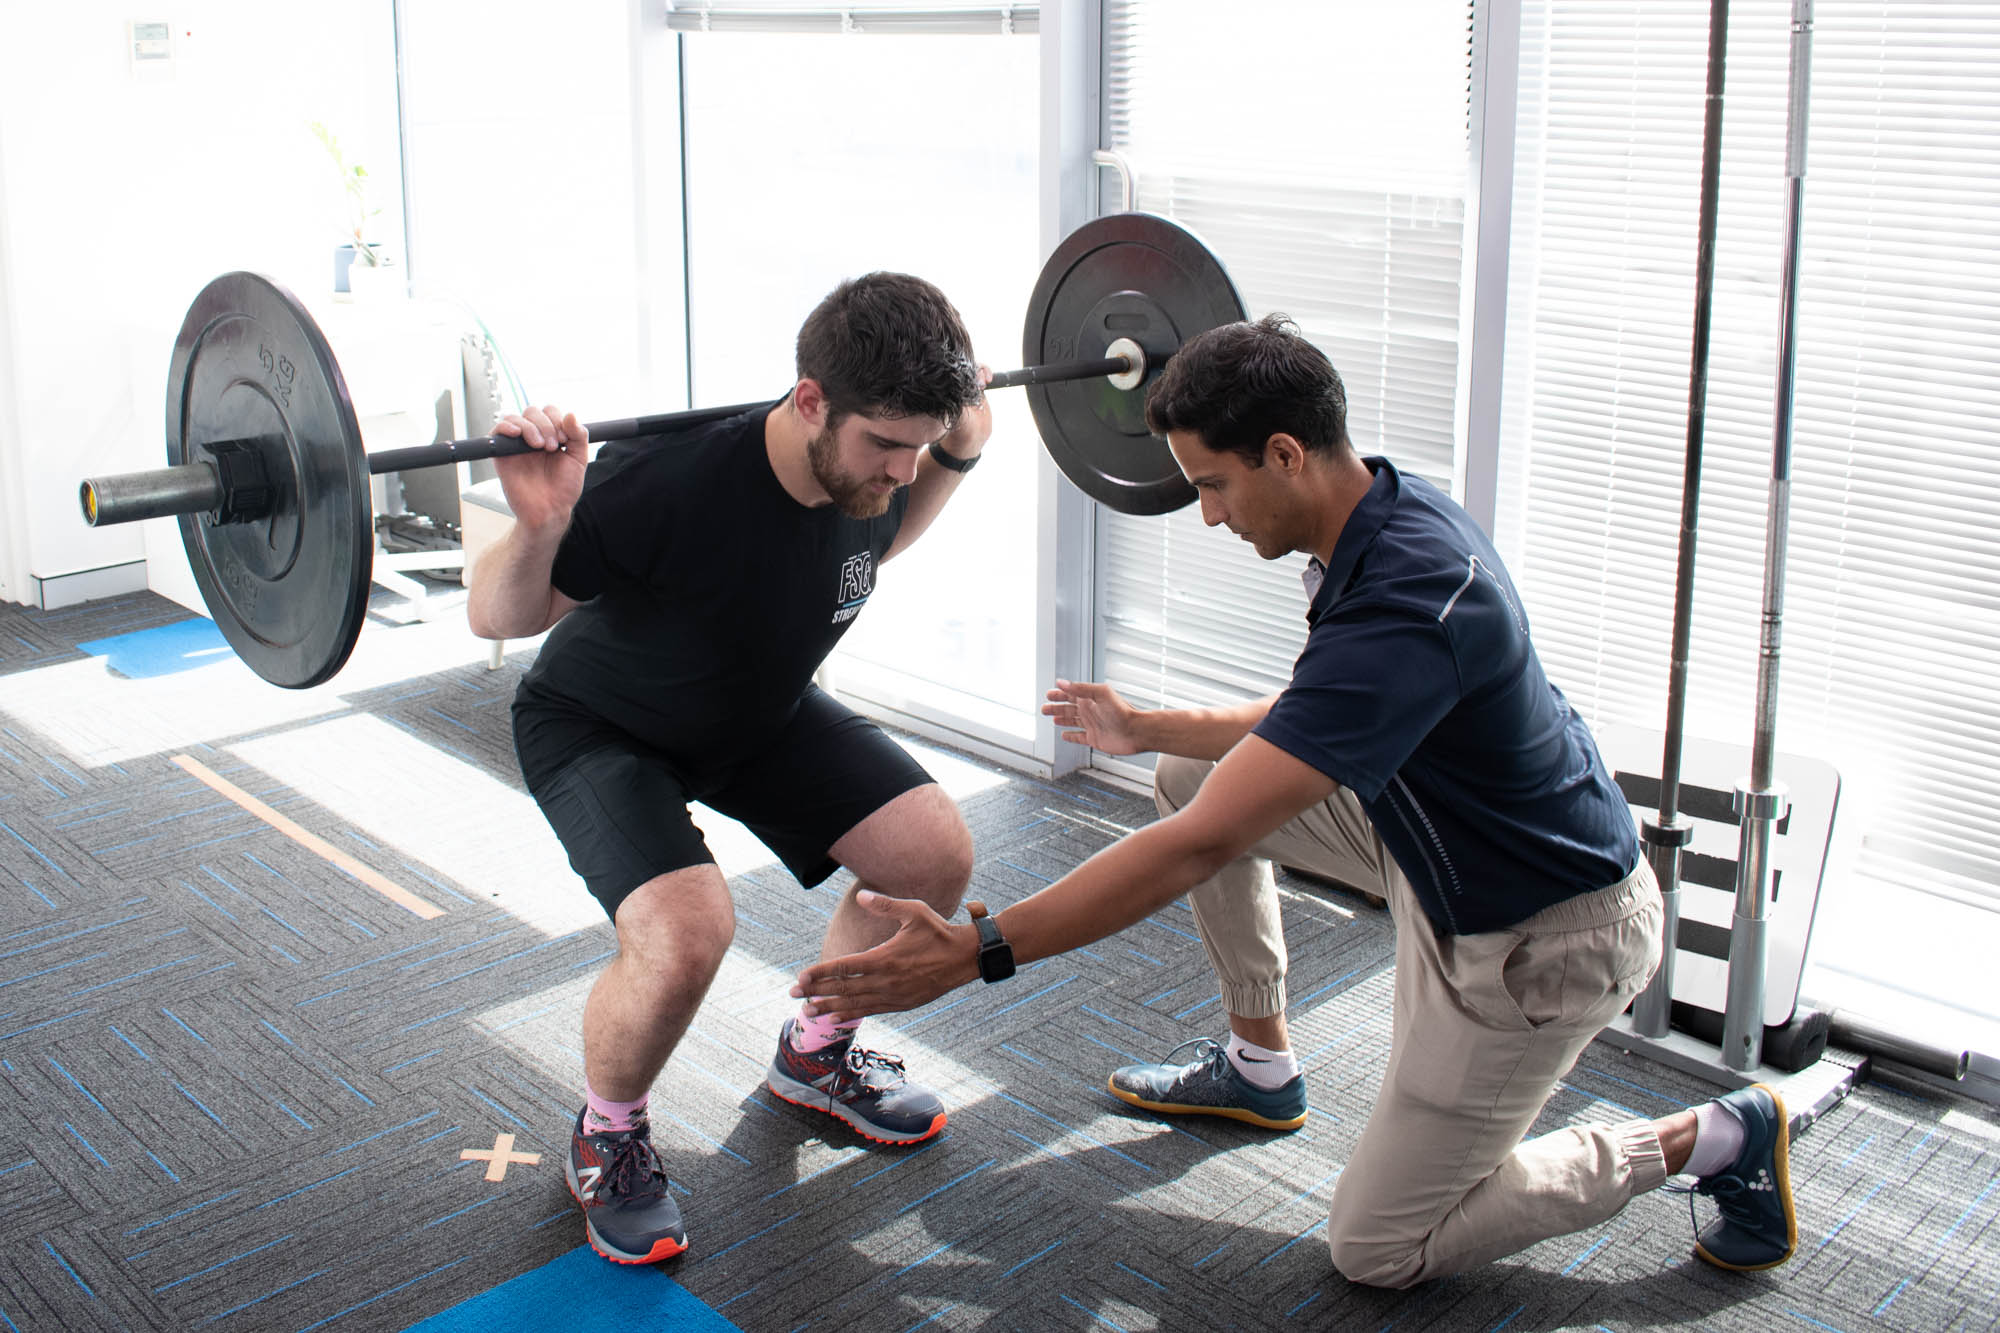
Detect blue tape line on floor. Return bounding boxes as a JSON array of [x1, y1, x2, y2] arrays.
[[400, 1245, 741, 1333], [76, 617, 231, 679]]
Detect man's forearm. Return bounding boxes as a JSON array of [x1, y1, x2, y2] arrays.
[[986, 815, 1239, 971], [466, 522, 569, 639], [1131, 694, 1280, 761]]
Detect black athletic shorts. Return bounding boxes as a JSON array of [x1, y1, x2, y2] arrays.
[[515, 685, 933, 919]]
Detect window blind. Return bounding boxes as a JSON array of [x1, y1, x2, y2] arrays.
[[664, 2, 1034, 35], [1097, 1, 1473, 716], [1500, 0, 2000, 915]]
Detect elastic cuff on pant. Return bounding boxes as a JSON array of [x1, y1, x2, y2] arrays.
[[1219, 980, 1289, 1020], [1617, 1118, 1671, 1194]]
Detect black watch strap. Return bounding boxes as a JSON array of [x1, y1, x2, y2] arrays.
[[966, 900, 1015, 983], [928, 440, 980, 474]]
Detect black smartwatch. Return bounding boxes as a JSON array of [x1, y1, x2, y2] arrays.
[[965, 900, 1015, 983], [928, 440, 980, 474]]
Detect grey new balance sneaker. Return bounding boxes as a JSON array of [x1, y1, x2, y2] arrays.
[[766, 1019, 947, 1145], [1109, 1037, 1308, 1130], [566, 1110, 687, 1264]]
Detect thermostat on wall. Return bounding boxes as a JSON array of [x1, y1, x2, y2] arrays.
[[128, 20, 174, 79]]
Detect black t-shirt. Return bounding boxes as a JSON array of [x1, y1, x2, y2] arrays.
[[513, 402, 908, 769]]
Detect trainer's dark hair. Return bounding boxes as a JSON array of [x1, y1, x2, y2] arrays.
[[795, 273, 983, 428], [1144, 314, 1349, 466]]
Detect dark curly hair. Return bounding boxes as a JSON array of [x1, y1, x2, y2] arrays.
[[1144, 314, 1350, 466], [795, 272, 983, 429]]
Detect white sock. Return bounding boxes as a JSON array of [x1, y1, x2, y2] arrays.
[[1225, 1034, 1300, 1090], [1684, 1098, 1748, 1178]]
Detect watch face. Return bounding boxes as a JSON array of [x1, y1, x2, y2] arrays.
[[978, 942, 1015, 983], [972, 912, 1012, 981]]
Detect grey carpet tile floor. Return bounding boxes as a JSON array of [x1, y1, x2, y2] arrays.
[[0, 591, 1997, 1331]]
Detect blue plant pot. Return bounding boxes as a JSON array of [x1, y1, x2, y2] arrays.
[[334, 243, 383, 294]]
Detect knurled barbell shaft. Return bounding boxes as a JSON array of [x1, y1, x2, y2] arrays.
[[366, 353, 1133, 473], [79, 352, 1138, 529], [987, 354, 1129, 390]]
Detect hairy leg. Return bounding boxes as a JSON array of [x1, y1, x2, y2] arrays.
[[583, 863, 736, 1100]]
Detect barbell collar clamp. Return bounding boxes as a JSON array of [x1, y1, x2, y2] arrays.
[[1640, 815, 1696, 848], [205, 436, 279, 524], [1732, 781, 1791, 822], [1103, 338, 1147, 391]]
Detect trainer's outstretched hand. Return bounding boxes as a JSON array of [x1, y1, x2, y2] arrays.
[[790, 891, 981, 1021], [1044, 678, 1145, 755]]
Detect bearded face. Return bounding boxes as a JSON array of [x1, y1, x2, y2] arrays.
[[806, 415, 895, 519]]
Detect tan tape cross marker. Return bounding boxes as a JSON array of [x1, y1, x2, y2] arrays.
[[461, 1132, 541, 1182]]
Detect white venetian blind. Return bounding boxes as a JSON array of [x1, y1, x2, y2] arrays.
[[1096, 1, 1473, 716], [664, 2, 1034, 34], [1499, 0, 2000, 917]]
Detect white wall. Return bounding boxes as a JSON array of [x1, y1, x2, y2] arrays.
[[0, 122, 30, 606], [0, 3, 402, 606], [0, 1, 680, 611], [396, 0, 685, 421]]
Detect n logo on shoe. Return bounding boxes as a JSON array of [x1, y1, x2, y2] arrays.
[[575, 1164, 603, 1200]]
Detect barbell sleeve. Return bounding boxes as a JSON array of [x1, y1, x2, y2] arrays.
[[80, 463, 224, 528]]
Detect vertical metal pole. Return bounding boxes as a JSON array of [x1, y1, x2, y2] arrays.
[[1633, 0, 1731, 1039], [1041, 0, 1104, 777], [1722, 0, 1812, 1073], [391, 0, 416, 290]]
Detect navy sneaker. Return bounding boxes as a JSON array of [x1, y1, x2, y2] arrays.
[[1683, 1083, 1797, 1271], [1109, 1037, 1308, 1131], [566, 1110, 687, 1264], [766, 1019, 947, 1145]]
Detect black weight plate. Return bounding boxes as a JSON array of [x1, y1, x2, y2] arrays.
[[165, 273, 371, 688], [1021, 213, 1246, 516]]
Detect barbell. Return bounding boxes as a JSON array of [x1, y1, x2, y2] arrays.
[[76, 211, 1245, 689]]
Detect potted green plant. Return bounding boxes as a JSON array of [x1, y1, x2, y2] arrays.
[[310, 120, 394, 296]]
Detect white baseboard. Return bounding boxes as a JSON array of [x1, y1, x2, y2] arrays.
[[30, 560, 147, 610]]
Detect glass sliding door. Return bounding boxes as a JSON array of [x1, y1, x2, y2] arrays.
[[679, 21, 1043, 751], [1093, 1, 1474, 776]]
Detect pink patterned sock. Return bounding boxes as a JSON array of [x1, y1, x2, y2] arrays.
[[790, 1004, 862, 1053], [583, 1081, 649, 1134]]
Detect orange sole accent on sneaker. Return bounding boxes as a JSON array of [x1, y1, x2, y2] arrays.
[[765, 1085, 947, 1146], [1693, 1082, 1797, 1271], [585, 1231, 688, 1265], [567, 1180, 689, 1265], [1107, 1079, 1308, 1131]]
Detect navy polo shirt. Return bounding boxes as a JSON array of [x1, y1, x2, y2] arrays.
[[1253, 458, 1639, 936]]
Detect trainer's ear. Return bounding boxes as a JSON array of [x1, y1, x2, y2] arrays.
[[1265, 432, 1309, 477]]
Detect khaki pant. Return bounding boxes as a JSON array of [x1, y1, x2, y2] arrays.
[[1155, 755, 1668, 1288]]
